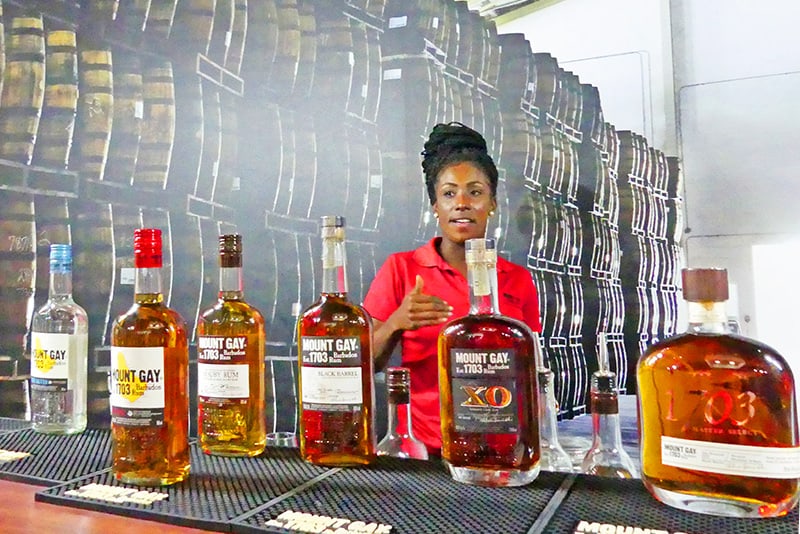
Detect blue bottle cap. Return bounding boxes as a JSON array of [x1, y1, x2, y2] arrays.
[[49, 244, 72, 272]]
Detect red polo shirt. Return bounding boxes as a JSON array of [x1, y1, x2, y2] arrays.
[[363, 237, 542, 452]]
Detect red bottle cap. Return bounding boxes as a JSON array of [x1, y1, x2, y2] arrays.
[[134, 228, 162, 268]]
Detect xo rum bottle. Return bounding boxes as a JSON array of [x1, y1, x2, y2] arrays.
[[110, 228, 190, 486], [298, 216, 375, 466], [638, 268, 800, 517], [438, 238, 540, 486], [197, 234, 266, 457]]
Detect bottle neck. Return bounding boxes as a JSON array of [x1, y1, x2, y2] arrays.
[[134, 266, 163, 304], [538, 368, 562, 443], [321, 235, 347, 296], [219, 266, 243, 300], [49, 268, 74, 300], [468, 259, 500, 315], [590, 390, 624, 450], [385, 389, 414, 438], [687, 301, 727, 334]]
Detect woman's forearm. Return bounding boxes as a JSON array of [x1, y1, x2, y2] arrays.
[[371, 317, 402, 372]]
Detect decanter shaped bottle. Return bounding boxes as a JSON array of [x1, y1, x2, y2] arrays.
[[198, 234, 266, 457], [298, 216, 375, 466], [638, 268, 800, 517], [534, 336, 572, 472], [377, 367, 428, 460], [438, 238, 540, 487], [30, 244, 88, 434], [581, 335, 637, 478], [110, 228, 190, 486]]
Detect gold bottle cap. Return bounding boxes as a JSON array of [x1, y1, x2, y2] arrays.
[[682, 268, 728, 302]]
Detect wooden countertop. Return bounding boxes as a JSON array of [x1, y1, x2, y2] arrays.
[[0, 479, 213, 534]]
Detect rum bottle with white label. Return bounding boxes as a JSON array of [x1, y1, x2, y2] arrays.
[[197, 234, 266, 457], [110, 228, 190, 486], [30, 244, 88, 434], [298, 216, 375, 466], [638, 268, 800, 517], [438, 238, 540, 486]]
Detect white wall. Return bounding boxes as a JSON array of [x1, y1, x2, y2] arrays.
[[499, 0, 800, 354], [498, 0, 677, 153]]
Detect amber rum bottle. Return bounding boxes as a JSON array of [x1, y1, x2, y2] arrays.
[[298, 216, 375, 466], [438, 238, 540, 486], [638, 268, 800, 517], [110, 228, 190, 486], [197, 234, 266, 457]]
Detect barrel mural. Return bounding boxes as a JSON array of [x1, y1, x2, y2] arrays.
[[0, 0, 682, 429]]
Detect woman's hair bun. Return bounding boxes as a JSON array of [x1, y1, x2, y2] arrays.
[[421, 122, 487, 161]]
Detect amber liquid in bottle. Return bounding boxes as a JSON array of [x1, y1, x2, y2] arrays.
[[298, 216, 375, 466], [110, 228, 190, 486], [198, 234, 266, 457], [438, 238, 540, 486], [638, 268, 800, 517]]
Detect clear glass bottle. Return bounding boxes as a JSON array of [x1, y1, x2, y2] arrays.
[[581, 335, 638, 478], [30, 244, 88, 434], [198, 234, 266, 457], [638, 268, 800, 517], [110, 228, 190, 486], [534, 336, 572, 472], [438, 238, 540, 487], [377, 367, 428, 460], [298, 216, 375, 466]]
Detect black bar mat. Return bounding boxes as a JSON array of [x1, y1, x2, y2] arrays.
[[0, 428, 111, 486], [36, 444, 337, 532], [232, 457, 570, 534], [541, 475, 799, 534], [0, 417, 30, 434]]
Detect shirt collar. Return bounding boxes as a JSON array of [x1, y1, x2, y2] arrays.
[[413, 237, 512, 273]]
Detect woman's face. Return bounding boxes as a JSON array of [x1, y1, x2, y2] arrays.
[[432, 161, 496, 246]]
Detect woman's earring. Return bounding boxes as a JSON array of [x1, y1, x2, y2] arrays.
[[434, 212, 439, 219], [489, 210, 495, 217]]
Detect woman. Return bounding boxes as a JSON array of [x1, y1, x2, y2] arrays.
[[363, 122, 542, 454]]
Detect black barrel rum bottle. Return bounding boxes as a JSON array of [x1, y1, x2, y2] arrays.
[[110, 228, 190, 486], [197, 234, 266, 457], [439, 238, 540, 486], [298, 216, 375, 466], [638, 268, 800, 517]]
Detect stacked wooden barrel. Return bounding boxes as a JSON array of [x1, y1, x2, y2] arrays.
[[617, 131, 682, 371]]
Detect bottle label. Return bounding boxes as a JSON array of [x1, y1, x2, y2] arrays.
[[300, 336, 363, 411], [449, 348, 518, 433], [30, 332, 86, 393], [198, 363, 249, 400], [197, 336, 249, 400], [109, 347, 165, 428], [661, 436, 800, 478], [198, 335, 247, 364]]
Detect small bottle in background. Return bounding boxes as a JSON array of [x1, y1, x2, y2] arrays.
[[30, 244, 88, 434], [581, 334, 638, 478], [298, 216, 375, 466], [198, 234, 266, 457], [377, 367, 428, 460], [638, 268, 800, 517], [534, 336, 572, 472]]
